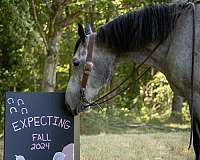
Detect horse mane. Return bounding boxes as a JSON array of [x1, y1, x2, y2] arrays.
[[96, 3, 184, 54]]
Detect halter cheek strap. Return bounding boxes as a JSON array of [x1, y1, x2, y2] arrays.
[[80, 34, 94, 103]]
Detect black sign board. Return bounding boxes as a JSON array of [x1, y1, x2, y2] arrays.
[[4, 92, 79, 160]]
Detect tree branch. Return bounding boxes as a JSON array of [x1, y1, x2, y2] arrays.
[[61, 0, 70, 7], [48, 0, 69, 34], [51, 0, 69, 13], [62, 11, 82, 28], [31, 0, 48, 50], [60, 1, 92, 28], [43, 0, 54, 14]]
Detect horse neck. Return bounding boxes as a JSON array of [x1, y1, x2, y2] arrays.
[[126, 40, 171, 72], [93, 34, 171, 73]]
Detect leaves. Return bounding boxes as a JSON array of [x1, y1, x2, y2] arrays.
[[0, 0, 189, 134]]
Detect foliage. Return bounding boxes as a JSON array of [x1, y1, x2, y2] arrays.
[[140, 72, 173, 122], [0, 0, 45, 92], [0, 0, 190, 135], [80, 110, 106, 135], [80, 71, 190, 133], [0, 0, 45, 132]]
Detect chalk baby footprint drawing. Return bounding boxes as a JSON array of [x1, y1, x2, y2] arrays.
[[53, 152, 66, 160], [15, 155, 25, 160]]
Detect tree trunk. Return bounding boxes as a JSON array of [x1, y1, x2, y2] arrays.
[[42, 29, 62, 92], [31, 0, 84, 92], [42, 54, 57, 91], [170, 93, 184, 122]]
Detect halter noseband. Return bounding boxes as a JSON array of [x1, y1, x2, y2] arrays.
[[80, 34, 95, 106]]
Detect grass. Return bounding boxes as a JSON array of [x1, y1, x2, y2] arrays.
[[81, 132, 194, 160], [0, 124, 195, 160], [80, 124, 194, 160]]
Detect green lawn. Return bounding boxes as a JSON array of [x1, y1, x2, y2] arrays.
[[81, 132, 194, 160], [0, 126, 195, 160]]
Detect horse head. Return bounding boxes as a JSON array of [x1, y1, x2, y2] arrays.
[[65, 24, 115, 115]]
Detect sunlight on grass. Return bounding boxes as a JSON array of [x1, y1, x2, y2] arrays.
[[81, 132, 194, 160], [164, 123, 190, 129]]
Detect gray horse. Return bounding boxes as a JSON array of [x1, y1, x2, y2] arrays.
[[65, 2, 200, 159]]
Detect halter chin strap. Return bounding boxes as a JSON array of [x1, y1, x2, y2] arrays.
[[80, 34, 94, 104]]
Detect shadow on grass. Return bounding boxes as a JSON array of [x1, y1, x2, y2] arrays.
[[80, 111, 191, 135], [81, 118, 191, 135], [104, 122, 190, 135]]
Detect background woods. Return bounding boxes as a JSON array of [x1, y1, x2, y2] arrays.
[[0, 0, 190, 135]]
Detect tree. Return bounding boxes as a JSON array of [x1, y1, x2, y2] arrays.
[[0, 0, 43, 132], [30, 0, 89, 91]]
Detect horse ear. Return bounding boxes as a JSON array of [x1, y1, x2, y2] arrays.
[[78, 23, 86, 43], [85, 24, 93, 35]]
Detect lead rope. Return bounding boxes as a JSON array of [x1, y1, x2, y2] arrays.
[[89, 67, 151, 107], [188, 1, 196, 150]]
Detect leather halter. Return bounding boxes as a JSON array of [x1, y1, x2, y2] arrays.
[[80, 34, 94, 104]]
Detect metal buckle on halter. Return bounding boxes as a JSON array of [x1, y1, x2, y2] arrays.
[[84, 61, 93, 75]]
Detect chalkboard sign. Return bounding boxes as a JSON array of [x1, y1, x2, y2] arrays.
[[4, 92, 79, 160]]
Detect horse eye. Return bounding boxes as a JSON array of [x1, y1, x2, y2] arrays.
[[73, 59, 80, 67]]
